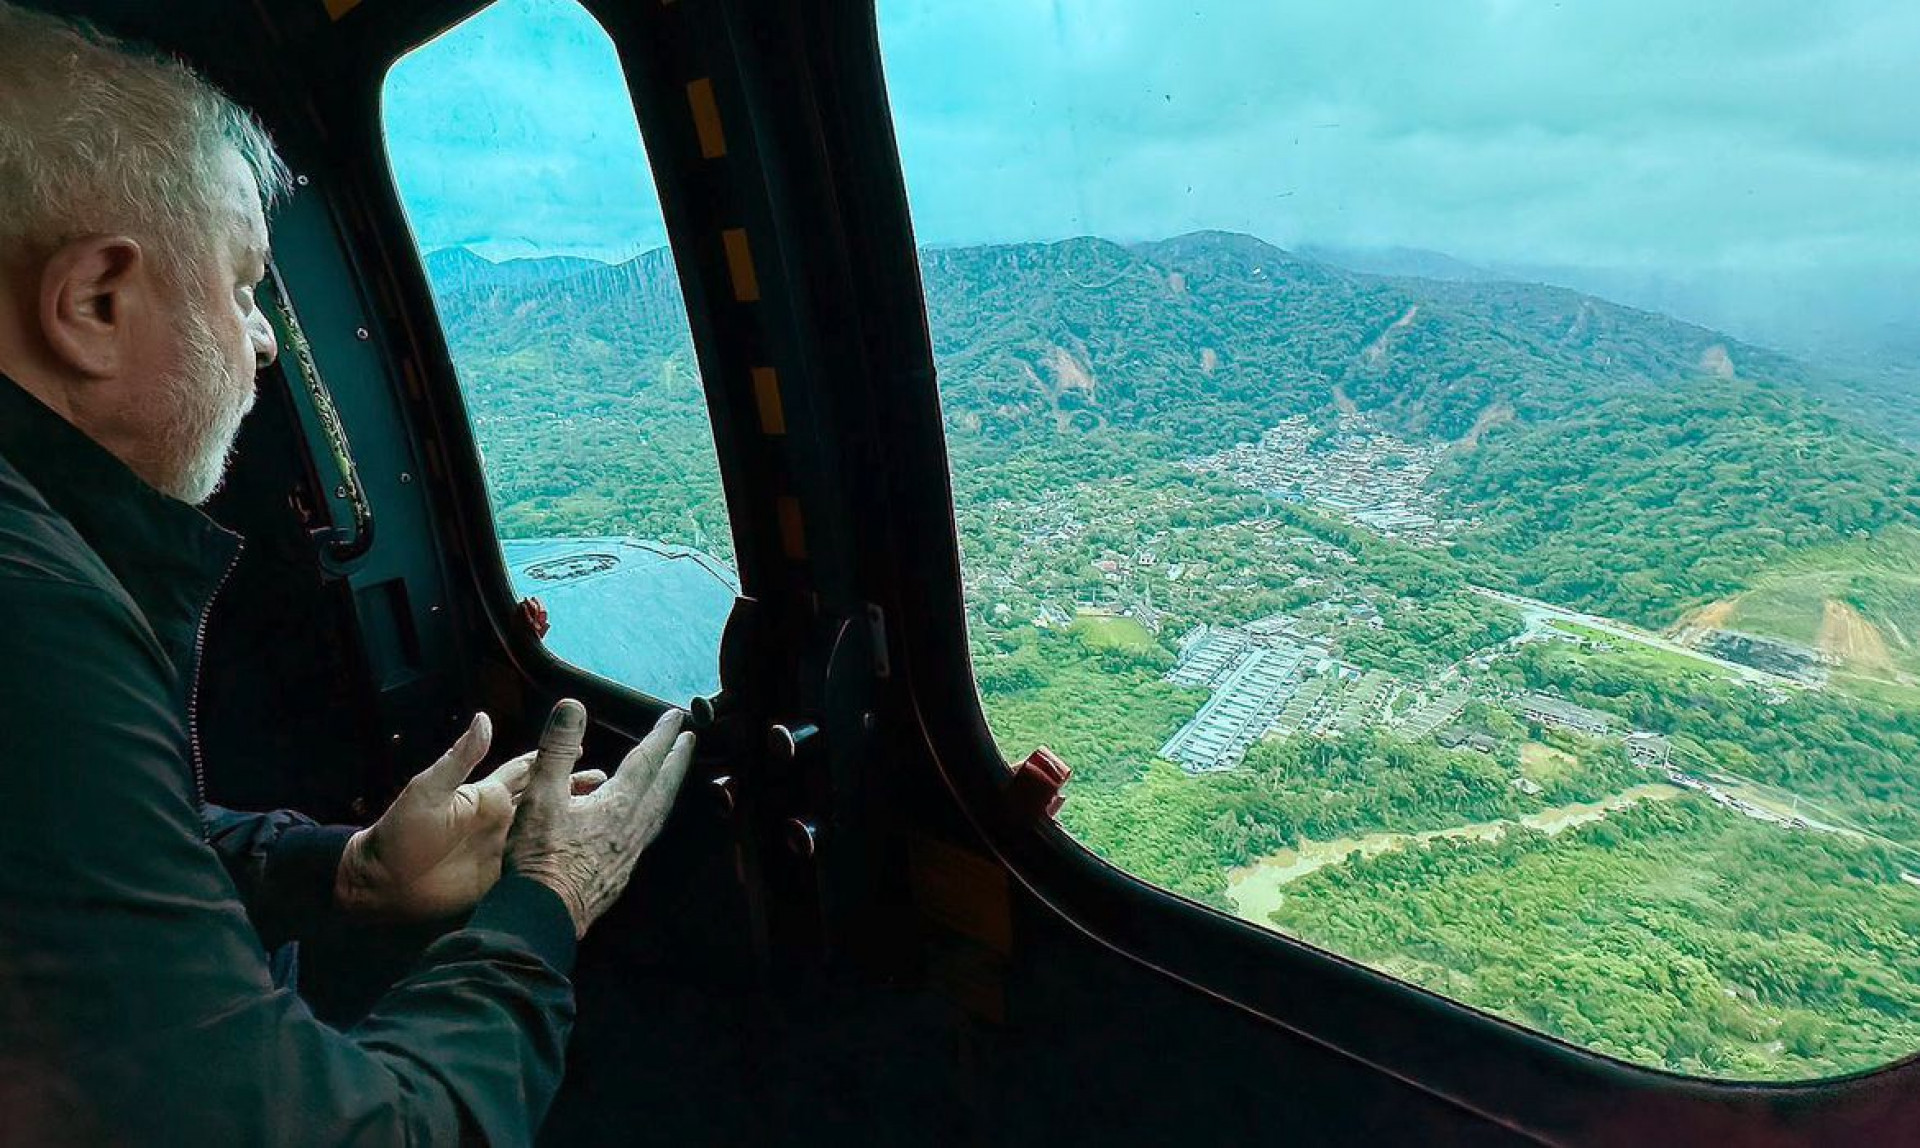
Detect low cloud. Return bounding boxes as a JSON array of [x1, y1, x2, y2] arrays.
[[381, 0, 1919, 358]]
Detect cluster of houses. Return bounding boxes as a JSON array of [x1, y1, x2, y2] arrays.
[[1183, 414, 1473, 545], [1159, 623, 1742, 820]]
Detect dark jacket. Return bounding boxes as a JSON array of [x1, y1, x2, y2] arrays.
[[0, 373, 575, 1146]]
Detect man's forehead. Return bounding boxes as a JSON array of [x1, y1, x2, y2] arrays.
[[216, 148, 271, 260]]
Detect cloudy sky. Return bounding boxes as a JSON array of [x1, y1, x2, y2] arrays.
[[385, 0, 1918, 356], [880, 0, 1919, 270]]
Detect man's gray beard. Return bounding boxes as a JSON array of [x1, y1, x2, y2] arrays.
[[155, 305, 255, 505]]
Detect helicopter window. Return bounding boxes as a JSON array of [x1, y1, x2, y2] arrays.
[[382, 0, 736, 706], [879, 0, 1920, 1081]]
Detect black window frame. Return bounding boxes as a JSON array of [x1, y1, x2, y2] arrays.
[[369, 0, 748, 714], [302, 0, 801, 737]]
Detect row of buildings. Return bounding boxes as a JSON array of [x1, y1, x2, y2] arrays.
[[1159, 618, 1468, 773], [1158, 618, 1685, 779]]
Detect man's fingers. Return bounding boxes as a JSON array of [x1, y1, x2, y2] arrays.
[[419, 712, 493, 793], [652, 731, 696, 809], [605, 709, 686, 801], [486, 752, 535, 798], [525, 699, 588, 810], [570, 769, 608, 796], [628, 731, 697, 839]]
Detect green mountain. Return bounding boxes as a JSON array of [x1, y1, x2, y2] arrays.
[[424, 246, 722, 559], [1437, 381, 1920, 626], [920, 229, 1813, 447], [920, 232, 1919, 626], [425, 234, 1920, 629]]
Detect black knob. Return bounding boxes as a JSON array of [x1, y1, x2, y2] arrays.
[[766, 721, 820, 761], [691, 692, 731, 731], [783, 817, 818, 858], [710, 774, 738, 818]]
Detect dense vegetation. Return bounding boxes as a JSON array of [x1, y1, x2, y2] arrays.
[[1273, 800, 1920, 1080], [1439, 381, 1920, 626], [972, 626, 1202, 790], [1060, 704, 1640, 910], [425, 249, 733, 560], [1493, 641, 1920, 844]]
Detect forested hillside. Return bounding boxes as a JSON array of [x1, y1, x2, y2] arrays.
[[921, 231, 1802, 444], [916, 232, 1919, 630], [1438, 381, 1920, 625], [424, 247, 731, 559], [427, 236, 1920, 1079], [428, 230, 1920, 662]]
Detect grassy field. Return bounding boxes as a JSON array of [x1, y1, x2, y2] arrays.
[[1548, 621, 1740, 681], [1070, 610, 1159, 653], [1836, 673, 1920, 711], [1520, 740, 1578, 782]]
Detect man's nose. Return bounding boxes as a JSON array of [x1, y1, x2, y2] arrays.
[[250, 309, 279, 371]]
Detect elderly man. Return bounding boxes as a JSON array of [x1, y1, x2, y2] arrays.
[[0, 5, 693, 1143]]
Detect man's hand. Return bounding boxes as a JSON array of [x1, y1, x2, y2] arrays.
[[335, 712, 609, 921], [507, 700, 695, 938]]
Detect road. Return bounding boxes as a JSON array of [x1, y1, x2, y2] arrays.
[[1471, 586, 1805, 690]]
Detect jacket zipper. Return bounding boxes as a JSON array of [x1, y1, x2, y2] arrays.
[[188, 541, 244, 813]]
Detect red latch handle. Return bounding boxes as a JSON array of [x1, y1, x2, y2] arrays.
[[1006, 746, 1072, 823]]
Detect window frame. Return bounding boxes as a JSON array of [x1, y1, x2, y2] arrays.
[[320, 0, 789, 731], [374, 0, 742, 710], [831, 1, 1920, 1140]]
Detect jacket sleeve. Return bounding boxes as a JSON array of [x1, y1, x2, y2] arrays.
[[202, 803, 358, 951], [0, 578, 575, 1147]]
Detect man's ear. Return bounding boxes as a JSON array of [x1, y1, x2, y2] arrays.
[[39, 235, 148, 380]]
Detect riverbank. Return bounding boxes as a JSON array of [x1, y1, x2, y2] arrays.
[[1225, 782, 1683, 923]]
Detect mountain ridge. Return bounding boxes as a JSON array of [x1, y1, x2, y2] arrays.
[[421, 233, 1875, 461]]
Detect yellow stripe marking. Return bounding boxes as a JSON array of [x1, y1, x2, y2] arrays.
[[323, 0, 362, 18], [776, 496, 807, 560], [687, 79, 728, 159], [722, 228, 760, 302], [911, 835, 1013, 954], [752, 367, 786, 435]]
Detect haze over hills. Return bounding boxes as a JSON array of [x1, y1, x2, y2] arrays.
[[1297, 245, 1920, 444], [1297, 245, 1501, 284]]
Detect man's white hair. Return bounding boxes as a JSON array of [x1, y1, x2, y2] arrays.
[[0, 2, 291, 281]]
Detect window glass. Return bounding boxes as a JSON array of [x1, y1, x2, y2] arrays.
[[384, 0, 736, 704], [879, 0, 1920, 1080]]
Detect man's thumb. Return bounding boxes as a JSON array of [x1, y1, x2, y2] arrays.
[[526, 699, 588, 808], [419, 711, 493, 793]]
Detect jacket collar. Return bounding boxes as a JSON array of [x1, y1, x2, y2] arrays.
[[0, 371, 241, 657]]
